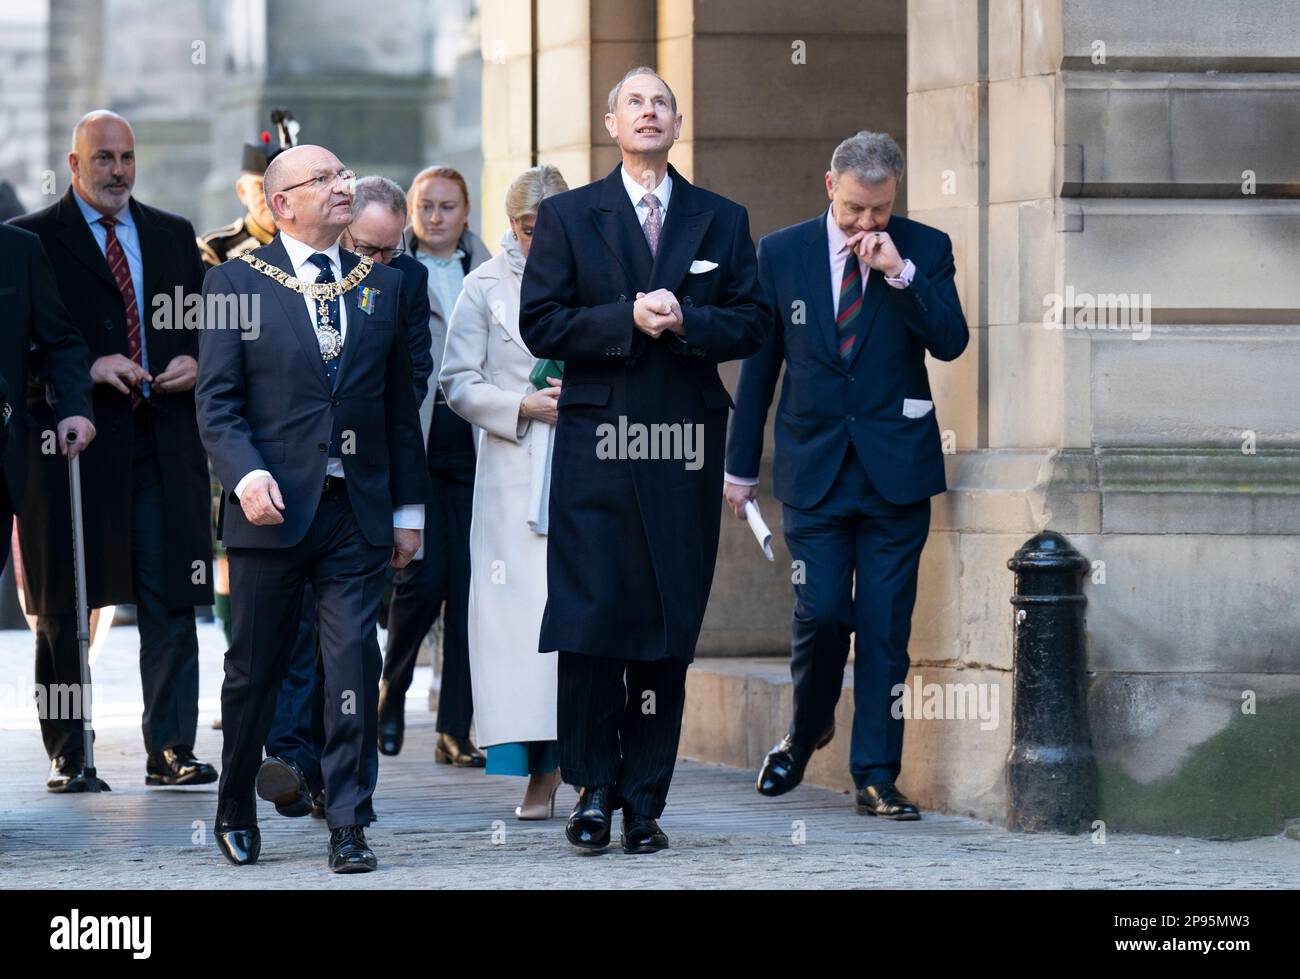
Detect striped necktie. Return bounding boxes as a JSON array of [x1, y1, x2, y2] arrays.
[[836, 248, 863, 362], [99, 215, 143, 407]]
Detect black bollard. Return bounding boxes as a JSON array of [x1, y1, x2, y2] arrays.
[[1005, 531, 1096, 833]]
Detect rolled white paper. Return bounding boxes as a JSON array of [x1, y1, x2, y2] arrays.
[[744, 499, 775, 561]]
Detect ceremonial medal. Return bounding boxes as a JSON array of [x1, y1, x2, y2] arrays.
[[314, 298, 344, 360], [238, 252, 374, 363]]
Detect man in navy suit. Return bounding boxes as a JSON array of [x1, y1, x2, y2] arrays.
[[724, 131, 968, 818], [257, 175, 434, 819], [197, 145, 428, 871], [520, 67, 767, 854]]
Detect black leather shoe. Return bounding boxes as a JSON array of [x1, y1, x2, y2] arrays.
[[756, 721, 835, 797], [377, 717, 403, 756], [328, 825, 377, 873], [855, 781, 922, 820], [434, 732, 485, 767], [310, 788, 326, 819], [255, 756, 313, 817], [146, 746, 218, 786], [377, 681, 403, 756], [47, 755, 88, 793], [621, 811, 669, 854], [215, 822, 261, 865], [565, 785, 614, 851]]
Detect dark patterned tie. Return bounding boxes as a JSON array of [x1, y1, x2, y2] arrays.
[[836, 248, 863, 362], [308, 253, 343, 457], [308, 252, 341, 387], [641, 193, 662, 258], [99, 216, 143, 407]]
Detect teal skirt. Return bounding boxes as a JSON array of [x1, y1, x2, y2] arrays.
[[485, 740, 558, 777]]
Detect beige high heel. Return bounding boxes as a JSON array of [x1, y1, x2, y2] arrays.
[[515, 769, 562, 820]]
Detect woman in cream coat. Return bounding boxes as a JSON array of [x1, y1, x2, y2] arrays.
[[439, 165, 569, 818]]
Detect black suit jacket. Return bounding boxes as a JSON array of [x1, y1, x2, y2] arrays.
[[519, 163, 768, 662], [390, 252, 434, 407], [197, 236, 429, 550], [8, 190, 213, 613], [726, 211, 969, 509], [0, 223, 94, 509]]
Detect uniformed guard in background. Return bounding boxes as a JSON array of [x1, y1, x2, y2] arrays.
[[196, 136, 278, 269]]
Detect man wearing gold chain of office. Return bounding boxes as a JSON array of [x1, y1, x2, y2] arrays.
[[195, 143, 429, 873]]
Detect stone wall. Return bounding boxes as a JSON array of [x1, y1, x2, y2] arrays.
[[903, 0, 1300, 837]]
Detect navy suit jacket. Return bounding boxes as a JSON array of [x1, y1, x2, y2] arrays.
[[726, 211, 968, 509], [390, 252, 433, 407], [196, 236, 429, 549]]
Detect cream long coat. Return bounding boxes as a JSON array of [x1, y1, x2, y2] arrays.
[[439, 249, 557, 747]]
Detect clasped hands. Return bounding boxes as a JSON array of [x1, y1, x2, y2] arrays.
[[90, 353, 198, 395], [633, 289, 685, 339]]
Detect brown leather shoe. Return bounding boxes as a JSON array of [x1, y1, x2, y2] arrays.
[[434, 732, 486, 767]]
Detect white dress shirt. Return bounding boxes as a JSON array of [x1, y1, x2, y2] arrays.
[[723, 208, 915, 488], [234, 230, 423, 530], [621, 165, 672, 226]]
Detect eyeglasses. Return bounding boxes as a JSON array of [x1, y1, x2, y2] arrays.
[[350, 242, 405, 261], [280, 168, 357, 195]]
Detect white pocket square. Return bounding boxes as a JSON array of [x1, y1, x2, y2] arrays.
[[902, 398, 934, 419], [689, 259, 719, 274]]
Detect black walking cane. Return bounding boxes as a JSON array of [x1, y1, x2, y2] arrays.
[[66, 431, 110, 791]]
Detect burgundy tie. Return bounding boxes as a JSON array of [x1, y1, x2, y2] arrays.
[[100, 215, 143, 407]]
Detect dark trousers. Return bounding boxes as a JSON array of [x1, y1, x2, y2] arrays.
[[34, 439, 200, 760], [381, 402, 474, 736], [264, 581, 326, 795], [218, 484, 389, 830], [556, 651, 689, 818], [782, 448, 931, 789]]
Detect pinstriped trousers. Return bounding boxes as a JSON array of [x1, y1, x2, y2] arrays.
[[556, 651, 688, 818]]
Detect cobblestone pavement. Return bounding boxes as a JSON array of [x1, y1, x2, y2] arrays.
[[1, 623, 1296, 889]]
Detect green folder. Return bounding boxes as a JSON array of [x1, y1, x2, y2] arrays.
[[529, 358, 564, 390]]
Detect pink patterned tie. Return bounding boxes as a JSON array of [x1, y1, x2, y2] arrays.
[[641, 193, 662, 258]]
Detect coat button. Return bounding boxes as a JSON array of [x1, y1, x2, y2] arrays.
[[618, 294, 627, 303], [847, 415, 855, 422], [683, 296, 694, 306], [331, 398, 340, 407], [318, 443, 327, 452]]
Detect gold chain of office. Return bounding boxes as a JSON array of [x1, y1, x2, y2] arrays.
[[239, 252, 374, 361]]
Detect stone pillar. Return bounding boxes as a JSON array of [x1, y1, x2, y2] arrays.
[[662, 0, 907, 654], [480, 0, 657, 245]]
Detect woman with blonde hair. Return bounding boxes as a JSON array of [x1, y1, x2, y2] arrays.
[[439, 164, 570, 818]]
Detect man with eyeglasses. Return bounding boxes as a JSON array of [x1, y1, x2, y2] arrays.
[[197, 144, 429, 872], [255, 175, 436, 816]]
